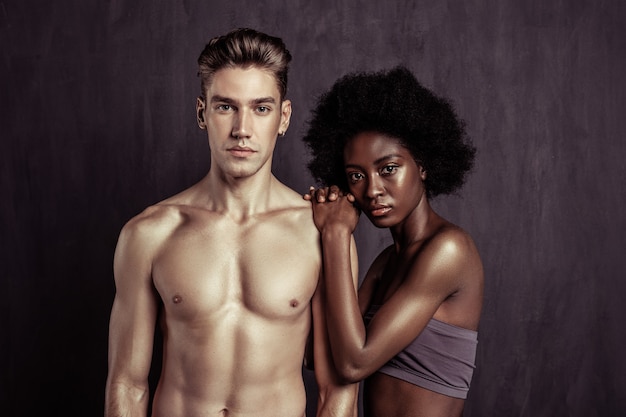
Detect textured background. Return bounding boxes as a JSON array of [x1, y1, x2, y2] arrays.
[[2, 1, 625, 416]]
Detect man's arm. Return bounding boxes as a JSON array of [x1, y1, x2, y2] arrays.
[[312, 236, 360, 417], [105, 216, 161, 417]]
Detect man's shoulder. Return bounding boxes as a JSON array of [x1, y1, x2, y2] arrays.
[[124, 180, 208, 229], [113, 203, 189, 268], [120, 202, 186, 244], [268, 184, 316, 222], [274, 179, 315, 209]]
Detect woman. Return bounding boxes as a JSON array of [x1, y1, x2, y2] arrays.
[[303, 66, 484, 417]]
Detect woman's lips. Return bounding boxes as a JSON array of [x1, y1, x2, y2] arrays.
[[369, 206, 391, 217]]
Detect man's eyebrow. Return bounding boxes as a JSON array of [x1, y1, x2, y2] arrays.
[[210, 95, 235, 104], [209, 95, 277, 105], [250, 97, 277, 105]]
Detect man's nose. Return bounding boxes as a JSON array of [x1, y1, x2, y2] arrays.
[[232, 110, 252, 139]]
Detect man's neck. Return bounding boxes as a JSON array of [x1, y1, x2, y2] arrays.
[[202, 168, 280, 220]]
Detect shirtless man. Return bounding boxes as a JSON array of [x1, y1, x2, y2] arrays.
[[105, 28, 357, 417]]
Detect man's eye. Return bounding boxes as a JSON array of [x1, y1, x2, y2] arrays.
[[257, 106, 270, 113], [217, 104, 232, 111]]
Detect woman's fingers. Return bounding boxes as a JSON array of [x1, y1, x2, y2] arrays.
[[304, 185, 351, 203]]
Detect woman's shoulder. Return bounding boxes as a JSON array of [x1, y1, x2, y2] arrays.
[[426, 221, 478, 257], [418, 222, 483, 287]]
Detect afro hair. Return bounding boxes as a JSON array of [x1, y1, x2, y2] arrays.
[[302, 66, 476, 197]]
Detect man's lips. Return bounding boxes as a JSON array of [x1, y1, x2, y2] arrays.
[[228, 146, 255, 157]]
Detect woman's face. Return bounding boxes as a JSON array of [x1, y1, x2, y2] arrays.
[[343, 131, 426, 228]]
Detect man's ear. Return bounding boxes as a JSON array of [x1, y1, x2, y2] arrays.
[[278, 99, 292, 136], [197, 96, 206, 129]]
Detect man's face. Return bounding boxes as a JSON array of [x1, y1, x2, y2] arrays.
[[197, 66, 291, 180]]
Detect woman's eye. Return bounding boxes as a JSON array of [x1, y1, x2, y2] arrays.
[[348, 172, 363, 182], [381, 165, 398, 175]]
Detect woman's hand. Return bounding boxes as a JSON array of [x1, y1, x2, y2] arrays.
[[304, 185, 360, 234]]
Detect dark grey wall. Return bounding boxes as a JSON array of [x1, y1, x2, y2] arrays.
[[2, 1, 625, 416]]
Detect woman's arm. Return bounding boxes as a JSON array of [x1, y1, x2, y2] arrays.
[[357, 246, 394, 316], [308, 188, 474, 383], [312, 255, 359, 417], [304, 186, 359, 416]]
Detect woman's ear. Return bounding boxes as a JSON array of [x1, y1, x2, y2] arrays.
[[196, 96, 206, 129], [419, 165, 427, 180]]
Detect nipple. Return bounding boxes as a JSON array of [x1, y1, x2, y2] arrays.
[[172, 294, 183, 304], [290, 299, 299, 308]]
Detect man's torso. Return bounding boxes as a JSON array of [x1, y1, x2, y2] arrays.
[[140, 191, 320, 417]]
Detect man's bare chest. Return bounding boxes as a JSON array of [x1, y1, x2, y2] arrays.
[[151, 218, 320, 321]]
